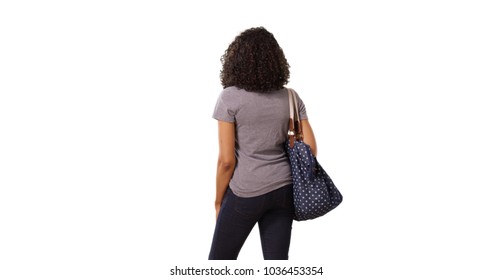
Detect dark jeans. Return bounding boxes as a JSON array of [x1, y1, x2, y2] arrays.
[[208, 185, 295, 260]]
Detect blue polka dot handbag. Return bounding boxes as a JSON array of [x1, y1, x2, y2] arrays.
[[285, 88, 343, 221]]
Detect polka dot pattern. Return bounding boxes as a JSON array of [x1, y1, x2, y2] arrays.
[[285, 140, 343, 221]]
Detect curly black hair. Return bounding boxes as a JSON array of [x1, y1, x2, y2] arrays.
[[220, 27, 290, 93]]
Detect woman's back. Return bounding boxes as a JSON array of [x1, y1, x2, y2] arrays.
[[213, 86, 307, 197]]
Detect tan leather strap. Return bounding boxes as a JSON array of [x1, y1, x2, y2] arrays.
[[287, 88, 303, 148]]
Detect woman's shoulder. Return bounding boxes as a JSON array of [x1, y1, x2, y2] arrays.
[[217, 86, 244, 100], [215, 87, 249, 108], [220, 86, 291, 100], [221, 86, 245, 95]]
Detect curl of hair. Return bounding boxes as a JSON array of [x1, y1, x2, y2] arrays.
[[220, 27, 290, 93]]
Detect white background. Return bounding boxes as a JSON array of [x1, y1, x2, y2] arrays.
[[1, 0, 492, 279]]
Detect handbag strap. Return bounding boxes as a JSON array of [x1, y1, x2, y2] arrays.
[[287, 88, 303, 148]]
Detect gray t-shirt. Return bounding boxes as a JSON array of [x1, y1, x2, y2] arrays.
[[212, 86, 308, 198]]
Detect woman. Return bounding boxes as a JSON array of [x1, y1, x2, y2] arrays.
[[209, 27, 317, 260]]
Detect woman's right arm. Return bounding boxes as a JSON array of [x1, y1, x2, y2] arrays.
[[301, 119, 317, 157]]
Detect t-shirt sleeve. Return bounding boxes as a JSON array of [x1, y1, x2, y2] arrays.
[[293, 89, 308, 120], [212, 89, 237, 122]]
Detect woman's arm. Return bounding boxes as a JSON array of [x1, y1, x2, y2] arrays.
[[301, 119, 317, 157], [215, 121, 236, 219]]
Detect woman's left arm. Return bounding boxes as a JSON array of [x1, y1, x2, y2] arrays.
[[215, 121, 236, 219]]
